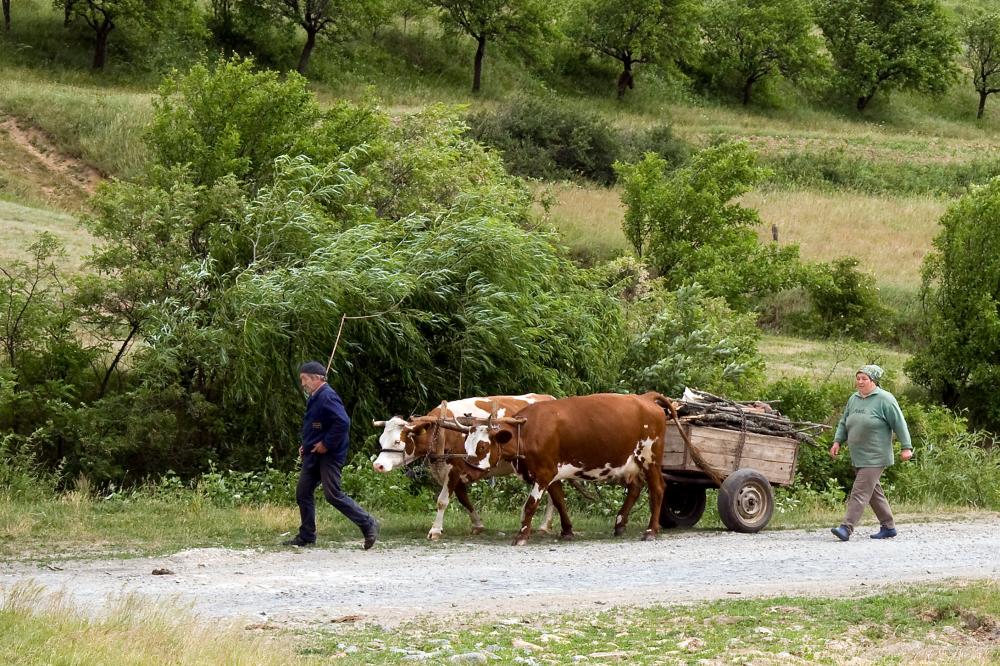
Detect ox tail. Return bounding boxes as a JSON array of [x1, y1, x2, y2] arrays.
[[567, 479, 598, 502], [642, 391, 678, 417]]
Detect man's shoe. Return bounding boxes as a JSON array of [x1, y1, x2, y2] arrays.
[[830, 525, 851, 541], [282, 535, 314, 547], [363, 520, 380, 550], [870, 526, 898, 539]]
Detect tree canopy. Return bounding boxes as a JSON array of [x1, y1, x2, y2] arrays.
[[963, 10, 1000, 119], [428, 0, 551, 92], [700, 0, 824, 105], [815, 0, 959, 110], [53, 58, 626, 480], [566, 0, 699, 98]]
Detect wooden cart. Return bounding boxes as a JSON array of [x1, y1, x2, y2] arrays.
[[659, 423, 800, 533]]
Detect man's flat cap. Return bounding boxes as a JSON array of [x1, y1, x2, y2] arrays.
[[298, 361, 327, 376]]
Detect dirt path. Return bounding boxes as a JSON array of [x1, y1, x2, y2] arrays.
[[4, 517, 999, 627]]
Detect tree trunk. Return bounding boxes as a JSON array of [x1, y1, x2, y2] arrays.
[[472, 35, 486, 93], [297, 28, 317, 75], [3, 0, 10, 32], [98, 323, 139, 399], [978, 90, 988, 119], [617, 60, 634, 99], [92, 21, 112, 69], [742, 78, 754, 106]]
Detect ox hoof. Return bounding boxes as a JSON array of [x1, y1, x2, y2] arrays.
[[613, 526, 627, 537], [513, 538, 529, 546], [536, 527, 550, 535], [470, 526, 484, 535], [559, 531, 575, 541], [427, 531, 442, 541], [642, 530, 656, 541]]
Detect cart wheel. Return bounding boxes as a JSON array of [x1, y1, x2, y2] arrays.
[[717, 469, 774, 533], [659, 482, 707, 528]]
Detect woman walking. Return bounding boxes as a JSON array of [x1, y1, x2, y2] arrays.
[[830, 365, 913, 541]]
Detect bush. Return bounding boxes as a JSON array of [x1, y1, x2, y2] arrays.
[[466, 95, 689, 184], [466, 93, 621, 183], [762, 377, 853, 491], [764, 150, 1000, 196], [802, 257, 891, 340], [621, 283, 765, 397], [0, 432, 59, 499], [894, 404, 1000, 509], [615, 143, 804, 310], [619, 124, 690, 169], [907, 177, 1000, 429]]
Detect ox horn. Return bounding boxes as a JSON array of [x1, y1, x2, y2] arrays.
[[438, 419, 471, 433], [372, 420, 387, 427]]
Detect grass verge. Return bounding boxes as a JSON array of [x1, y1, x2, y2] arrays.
[[4, 579, 997, 664], [1, 489, 990, 563], [0, 582, 309, 665], [305, 582, 1000, 664]]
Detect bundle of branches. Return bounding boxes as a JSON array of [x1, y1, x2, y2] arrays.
[[672, 388, 829, 445]]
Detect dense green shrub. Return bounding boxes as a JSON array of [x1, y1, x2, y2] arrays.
[[616, 143, 803, 310], [619, 123, 690, 168], [801, 257, 891, 340], [761, 377, 853, 491], [466, 95, 688, 184], [907, 177, 1000, 429], [621, 282, 765, 397], [894, 404, 1000, 509], [466, 94, 621, 183]]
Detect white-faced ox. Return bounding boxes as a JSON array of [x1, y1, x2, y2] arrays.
[[464, 392, 668, 546], [372, 394, 571, 540]]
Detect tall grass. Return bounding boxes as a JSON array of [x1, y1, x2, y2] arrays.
[[758, 333, 912, 386], [744, 189, 946, 289], [0, 583, 308, 665], [0, 201, 89, 271], [0, 70, 151, 179], [539, 183, 943, 290], [534, 183, 628, 264]]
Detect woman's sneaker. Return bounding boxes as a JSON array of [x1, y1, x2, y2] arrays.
[[870, 526, 897, 539]]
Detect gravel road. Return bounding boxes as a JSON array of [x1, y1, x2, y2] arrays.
[[4, 517, 999, 627]]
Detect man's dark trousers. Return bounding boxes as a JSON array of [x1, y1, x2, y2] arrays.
[[296, 455, 374, 543]]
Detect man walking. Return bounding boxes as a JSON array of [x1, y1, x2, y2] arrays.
[[284, 361, 379, 549]]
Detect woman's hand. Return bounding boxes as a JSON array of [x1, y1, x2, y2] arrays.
[[829, 442, 841, 459], [900, 448, 913, 461]]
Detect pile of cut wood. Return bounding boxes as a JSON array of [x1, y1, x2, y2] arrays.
[[672, 388, 829, 445]]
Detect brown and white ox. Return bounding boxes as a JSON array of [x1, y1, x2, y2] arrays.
[[372, 394, 571, 540], [463, 392, 668, 546]]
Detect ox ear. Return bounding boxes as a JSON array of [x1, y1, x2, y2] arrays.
[[495, 429, 514, 445]]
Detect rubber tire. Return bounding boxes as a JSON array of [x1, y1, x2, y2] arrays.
[[658, 482, 707, 529], [717, 469, 774, 533]]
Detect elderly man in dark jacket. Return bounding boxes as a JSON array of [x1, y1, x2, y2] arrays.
[[284, 361, 379, 549]]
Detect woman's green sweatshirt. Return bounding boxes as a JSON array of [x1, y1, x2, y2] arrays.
[[833, 387, 912, 468]]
